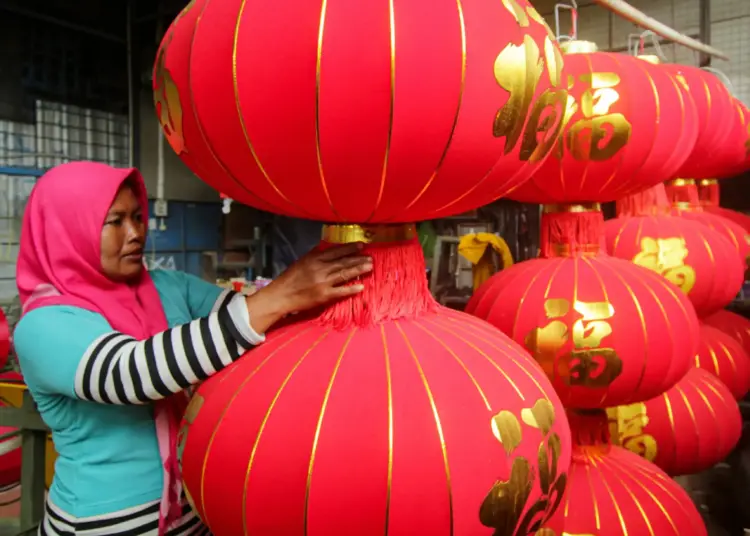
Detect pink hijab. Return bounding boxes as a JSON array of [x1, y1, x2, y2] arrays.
[[17, 161, 184, 534]]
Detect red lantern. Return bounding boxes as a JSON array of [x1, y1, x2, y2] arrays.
[[0, 309, 9, 371], [695, 324, 750, 400], [703, 309, 750, 355], [665, 65, 735, 180], [666, 179, 750, 271], [543, 411, 707, 536], [698, 179, 750, 233], [178, 229, 571, 536], [604, 194, 744, 317], [154, 0, 569, 222], [608, 367, 742, 476], [507, 44, 697, 204], [466, 205, 699, 408]]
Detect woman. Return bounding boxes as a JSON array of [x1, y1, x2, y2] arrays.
[[13, 161, 372, 536]]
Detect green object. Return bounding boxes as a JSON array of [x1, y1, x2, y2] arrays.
[[418, 221, 437, 261]]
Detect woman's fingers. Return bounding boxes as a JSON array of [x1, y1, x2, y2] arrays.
[[317, 243, 363, 261], [330, 283, 366, 298], [328, 261, 373, 285], [327, 254, 372, 274]]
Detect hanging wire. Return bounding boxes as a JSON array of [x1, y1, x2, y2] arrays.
[[554, 0, 578, 42], [626, 30, 668, 61]]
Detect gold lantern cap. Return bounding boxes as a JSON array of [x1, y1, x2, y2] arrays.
[[560, 40, 598, 55], [637, 54, 661, 64]]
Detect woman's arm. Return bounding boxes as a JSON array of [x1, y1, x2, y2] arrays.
[[16, 244, 372, 405], [15, 292, 261, 404]]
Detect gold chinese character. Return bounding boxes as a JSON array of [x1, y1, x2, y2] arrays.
[[526, 299, 622, 388], [607, 404, 658, 461], [633, 237, 697, 294], [562, 73, 632, 161], [153, 38, 187, 155]]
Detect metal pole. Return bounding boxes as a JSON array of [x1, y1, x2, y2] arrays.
[[698, 0, 711, 67], [126, 0, 141, 169], [591, 0, 728, 60]]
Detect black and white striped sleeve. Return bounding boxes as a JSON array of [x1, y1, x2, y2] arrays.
[[73, 291, 264, 404]]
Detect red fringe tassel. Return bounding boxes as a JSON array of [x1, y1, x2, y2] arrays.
[[698, 181, 720, 207], [664, 180, 701, 208], [615, 183, 671, 217], [316, 237, 437, 330], [540, 209, 604, 258]]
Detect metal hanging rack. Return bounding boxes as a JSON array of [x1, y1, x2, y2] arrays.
[[591, 0, 728, 60]]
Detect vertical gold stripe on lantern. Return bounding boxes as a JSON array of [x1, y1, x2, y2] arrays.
[[314, 0, 340, 219], [199, 327, 314, 528], [395, 322, 454, 535], [400, 0, 467, 217], [189, 0, 277, 213], [233, 0, 310, 216], [304, 329, 357, 535], [240, 331, 331, 536], [381, 325, 394, 536], [366, 0, 397, 221]]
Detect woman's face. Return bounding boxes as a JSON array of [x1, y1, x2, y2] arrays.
[[101, 184, 146, 282]]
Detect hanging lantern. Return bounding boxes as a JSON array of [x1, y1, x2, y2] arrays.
[[705, 98, 750, 179], [178, 226, 571, 536], [698, 179, 750, 233], [507, 43, 698, 204], [604, 184, 744, 317], [666, 179, 750, 271], [665, 65, 736, 180], [466, 204, 700, 408], [608, 367, 742, 476], [154, 0, 569, 222], [695, 324, 750, 400], [543, 411, 707, 536], [703, 309, 750, 356]]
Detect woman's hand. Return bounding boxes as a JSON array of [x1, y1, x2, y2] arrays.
[[244, 243, 372, 334]]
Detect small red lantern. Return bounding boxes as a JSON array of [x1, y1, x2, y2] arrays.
[[466, 205, 700, 408], [665, 65, 735, 180], [666, 179, 750, 271], [154, 0, 569, 222], [507, 44, 697, 204], [608, 367, 742, 476], [695, 324, 750, 400], [698, 179, 750, 233], [604, 185, 744, 317], [703, 309, 750, 355], [543, 411, 707, 536]]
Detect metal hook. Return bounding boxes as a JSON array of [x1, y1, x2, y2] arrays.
[[639, 30, 668, 60], [554, 0, 578, 41]]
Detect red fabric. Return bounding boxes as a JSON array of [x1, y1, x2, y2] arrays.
[[665, 65, 736, 180], [508, 53, 695, 204], [155, 0, 568, 222], [609, 367, 742, 476], [703, 309, 750, 356], [544, 410, 707, 536], [695, 324, 750, 399], [603, 214, 744, 317], [0, 309, 8, 370], [177, 238, 570, 536], [16, 162, 185, 535], [466, 252, 700, 408]]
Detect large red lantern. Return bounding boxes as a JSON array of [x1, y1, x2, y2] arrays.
[[604, 185, 744, 317], [179, 235, 571, 535], [703, 309, 750, 355], [665, 64, 735, 180], [507, 44, 697, 204], [608, 367, 742, 476], [154, 0, 568, 222], [695, 324, 750, 400], [466, 205, 699, 408], [543, 411, 706, 536]]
